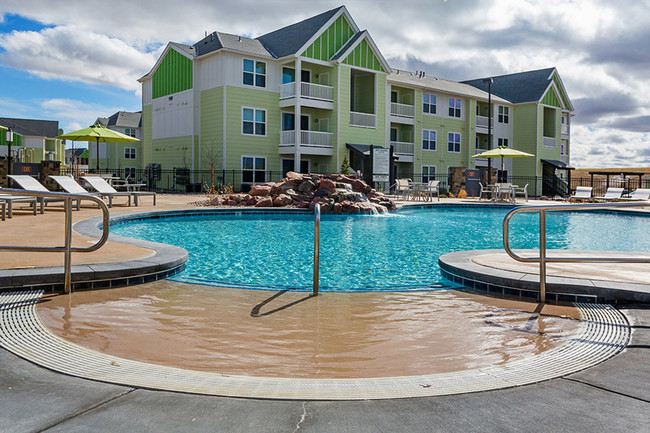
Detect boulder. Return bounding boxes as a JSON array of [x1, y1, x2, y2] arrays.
[[255, 197, 273, 207], [273, 194, 293, 206], [318, 178, 336, 191], [298, 179, 316, 192], [249, 184, 272, 196]]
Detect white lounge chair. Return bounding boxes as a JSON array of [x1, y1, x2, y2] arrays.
[[0, 194, 39, 220], [621, 188, 650, 201], [8, 175, 73, 211], [569, 186, 593, 202], [82, 176, 156, 206], [49, 175, 102, 209], [595, 187, 624, 202]]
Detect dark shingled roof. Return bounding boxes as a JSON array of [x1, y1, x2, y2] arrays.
[[0, 117, 60, 138], [256, 6, 343, 58], [462, 67, 557, 104]]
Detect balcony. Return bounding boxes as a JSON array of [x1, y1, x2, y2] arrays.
[[474, 148, 489, 167], [543, 136, 556, 148], [390, 141, 414, 162], [279, 82, 334, 110], [561, 124, 569, 138], [390, 102, 415, 125], [350, 111, 376, 128], [279, 130, 333, 156], [475, 115, 493, 132]]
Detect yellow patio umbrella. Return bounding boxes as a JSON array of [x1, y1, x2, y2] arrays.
[[58, 121, 139, 171], [472, 145, 534, 173]]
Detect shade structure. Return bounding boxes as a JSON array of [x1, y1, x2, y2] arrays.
[[472, 145, 534, 172], [58, 121, 139, 171]]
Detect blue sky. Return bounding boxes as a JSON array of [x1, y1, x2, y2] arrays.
[[1, 0, 649, 168]]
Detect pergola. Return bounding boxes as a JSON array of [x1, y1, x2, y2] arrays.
[[588, 171, 647, 189]]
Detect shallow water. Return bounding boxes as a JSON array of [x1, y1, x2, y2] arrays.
[[37, 282, 582, 379]]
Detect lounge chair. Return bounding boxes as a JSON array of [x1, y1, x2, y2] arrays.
[[595, 187, 624, 202], [82, 176, 156, 206], [8, 175, 73, 211], [569, 186, 593, 202], [49, 175, 101, 209], [621, 188, 650, 201], [0, 194, 39, 220]]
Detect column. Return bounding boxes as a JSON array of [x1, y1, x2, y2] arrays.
[[294, 58, 301, 172]]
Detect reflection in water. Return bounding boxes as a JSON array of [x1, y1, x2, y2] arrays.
[[37, 282, 583, 379]]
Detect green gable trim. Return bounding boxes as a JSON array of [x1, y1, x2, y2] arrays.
[[301, 15, 355, 61], [0, 132, 22, 147], [153, 49, 193, 99], [551, 75, 569, 108], [542, 87, 561, 108], [342, 39, 384, 72]]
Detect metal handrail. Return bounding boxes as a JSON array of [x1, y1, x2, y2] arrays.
[[503, 202, 650, 301], [0, 188, 110, 294], [313, 203, 320, 296]]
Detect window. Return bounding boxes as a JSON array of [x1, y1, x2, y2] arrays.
[[448, 98, 461, 118], [124, 167, 136, 180], [422, 129, 437, 151], [124, 147, 137, 159], [498, 138, 509, 147], [281, 67, 309, 84], [242, 156, 266, 184], [124, 128, 136, 137], [422, 165, 436, 183], [498, 106, 509, 123], [243, 59, 266, 87], [242, 108, 266, 136], [423, 93, 436, 114], [447, 132, 461, 153]]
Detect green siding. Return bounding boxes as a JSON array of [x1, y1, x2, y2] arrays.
[[301, 15, 355, 61], [200, 87, 224, 171], [150, 135, 196, 174], [0, 132, 22, 147], [542, 87, 561, 108], [152, 49, 193, 99], [342, 39, 384, 72], [512, 104, 539, 177], [551, 75, 569, 108]]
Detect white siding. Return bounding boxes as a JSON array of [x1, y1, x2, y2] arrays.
[[142, 80, 152, 106], [152, 89, 194, 139]]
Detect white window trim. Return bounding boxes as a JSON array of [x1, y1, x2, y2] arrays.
[[243, 58, 266, 88], [124, 147, 137, 159], [241, 155, 267, 185], [421, 164, 436, 183], [241, 107, 267, 137], [423, 92, 437, 116], [498, 105, 510, 124], [448, 98, 462, 119], [422, 129, 437, 151], [447, 132, 461, 153]]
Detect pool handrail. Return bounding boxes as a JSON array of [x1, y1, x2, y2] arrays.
[[0, 187, 110, 294], [503, 201, 650, 302], [313, 203, 320, 296]]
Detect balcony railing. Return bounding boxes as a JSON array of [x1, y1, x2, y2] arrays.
[[561, 124, 569, 135], [350, 111, 376, 128], [543, 136, 556, 148], [390, 102, 415, 118], [390, 141, 414, 155], [279, 82, 334, 102], [280, 130, 333, 148], [476, 115, 492, 129]]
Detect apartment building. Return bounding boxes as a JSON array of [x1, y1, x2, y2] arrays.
[[93, 111, 143, 177], [138, 6, 573, 191]]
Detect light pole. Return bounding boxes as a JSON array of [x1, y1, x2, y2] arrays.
[[483, 77, 493, 184], [5, 128, 13, 188]]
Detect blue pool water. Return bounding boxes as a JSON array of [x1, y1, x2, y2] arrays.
[[111, 206, 650, 292]]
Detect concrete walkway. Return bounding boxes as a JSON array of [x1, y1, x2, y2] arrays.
[[1, 304, 648, 432]]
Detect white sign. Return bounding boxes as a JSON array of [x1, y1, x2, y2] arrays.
[[373, 147, 390, 182]]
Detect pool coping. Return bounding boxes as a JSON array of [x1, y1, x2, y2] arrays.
[[439, 249, 650, 304]]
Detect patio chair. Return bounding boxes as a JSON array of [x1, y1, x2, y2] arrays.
[[8, 175, 74, 212], [425, 180, 440, 201], [595, 187, 624, 202], [621, 188, 650, 201], [392, 178, 412, 200], [0, 194, 39, 220], [496, 183, 515, 203], [82, 176, 156, 206], [514, 184, 529, 202], [569, 186, 593, 203], [478, 183, 494, 201]]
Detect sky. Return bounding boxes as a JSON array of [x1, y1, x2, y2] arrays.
[[1, 0, 649, 168]]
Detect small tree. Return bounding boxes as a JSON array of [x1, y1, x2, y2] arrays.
[[340, 156, 351, 175]]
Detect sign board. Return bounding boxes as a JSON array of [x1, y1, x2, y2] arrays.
[[372, 147, 390, 182]]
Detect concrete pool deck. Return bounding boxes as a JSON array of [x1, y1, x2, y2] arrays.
[[1, 195, 649, 430]]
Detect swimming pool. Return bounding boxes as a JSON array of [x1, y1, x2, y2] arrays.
[[110, 206, 650, 292]]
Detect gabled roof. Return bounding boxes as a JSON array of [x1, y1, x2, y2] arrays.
[[389, 70, 510, 104], [0, 117, 60, 138], [256, 6, 344, 58], [330, 31, 365, 61], [195, 32, 272, 58], [99, 111, 143, 129], [462, 67, 562, 105]]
